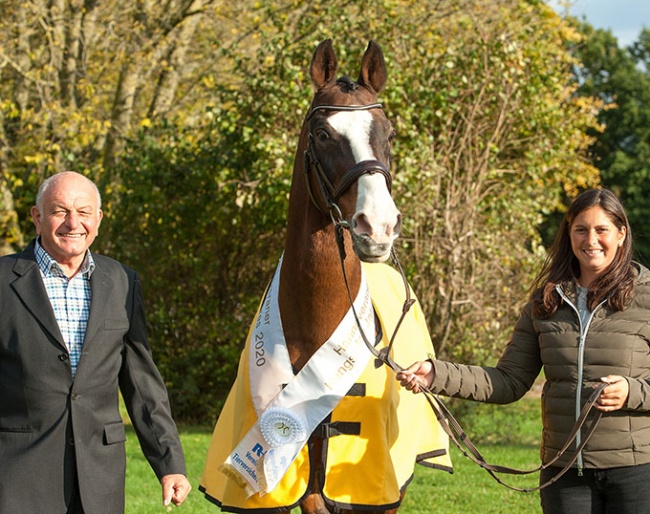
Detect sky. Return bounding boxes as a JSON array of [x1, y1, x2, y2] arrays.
[[549, 0, 650, 47]]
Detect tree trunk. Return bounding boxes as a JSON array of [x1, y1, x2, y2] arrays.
[[149, 0, 205, 117], [103, 62, 140, 170]]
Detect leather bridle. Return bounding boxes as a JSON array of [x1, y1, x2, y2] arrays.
[[303, 102, 392, 225]]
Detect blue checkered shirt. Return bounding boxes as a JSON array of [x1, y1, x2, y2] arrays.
[[34, 238, 95, 378]]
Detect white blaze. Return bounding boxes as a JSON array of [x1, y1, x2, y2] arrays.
[[327, 111, 400, 247]]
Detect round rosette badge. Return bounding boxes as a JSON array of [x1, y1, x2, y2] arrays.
[[260, 407, 307, 447]]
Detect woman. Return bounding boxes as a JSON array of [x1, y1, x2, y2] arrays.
[[397, 188, 650, 513]]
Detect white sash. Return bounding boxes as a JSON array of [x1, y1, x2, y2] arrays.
[[220, 257, 375, 496]]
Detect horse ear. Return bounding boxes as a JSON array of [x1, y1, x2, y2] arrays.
[[310, 39, 338, 90], [358, 40, 387, 94]]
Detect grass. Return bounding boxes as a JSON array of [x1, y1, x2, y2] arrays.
[[401, 444, 543, 513], [124, 425, 215, 514], [124, 398, 544, 513]]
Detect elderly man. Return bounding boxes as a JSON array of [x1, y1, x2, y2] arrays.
[[0, 171, 191, 513]]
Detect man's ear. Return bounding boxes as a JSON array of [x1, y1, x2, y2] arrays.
[[30, 206, 42, 234]]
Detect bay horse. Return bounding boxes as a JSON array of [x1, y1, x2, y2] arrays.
[[201, 39, 451, 513], [281, 38, 400, 514]]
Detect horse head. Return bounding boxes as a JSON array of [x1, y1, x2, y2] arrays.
[[302, 39, 401, 263]]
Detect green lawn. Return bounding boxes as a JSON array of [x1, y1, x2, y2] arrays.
[[125, 398, 544, 513]]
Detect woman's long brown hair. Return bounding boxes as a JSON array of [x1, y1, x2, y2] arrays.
[[530, 188, 635, 318]]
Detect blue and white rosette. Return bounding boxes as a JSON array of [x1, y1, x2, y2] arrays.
[[260, 407, 308, 447]]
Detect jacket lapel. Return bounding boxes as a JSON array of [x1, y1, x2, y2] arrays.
[[10, 244, 66, 349], [83, 264, 115, 345]]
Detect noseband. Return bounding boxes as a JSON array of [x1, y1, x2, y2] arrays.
[[303, 103, 392, 223]]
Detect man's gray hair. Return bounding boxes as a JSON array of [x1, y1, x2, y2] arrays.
[[35, 171, 102, 214]]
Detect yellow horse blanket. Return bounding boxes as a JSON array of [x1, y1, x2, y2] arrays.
[[200, 262, 452, 510]]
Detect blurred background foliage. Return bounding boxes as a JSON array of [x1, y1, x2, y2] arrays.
[[2, 0, 649, 423]]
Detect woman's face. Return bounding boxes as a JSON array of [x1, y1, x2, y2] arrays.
[[570, 206, 626, 287]]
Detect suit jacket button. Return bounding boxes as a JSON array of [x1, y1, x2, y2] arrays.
[[59, 354, 68, 361], [68, 437, 75, 446], [71, 393, 79, 400]]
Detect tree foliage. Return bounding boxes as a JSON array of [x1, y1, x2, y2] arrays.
[[1, 0, 602, 422]]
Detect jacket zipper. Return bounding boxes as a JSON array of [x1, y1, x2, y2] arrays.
[[555, 285, 606, 476]]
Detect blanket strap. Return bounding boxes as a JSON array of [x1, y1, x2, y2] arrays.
[[316, 421, 362, 439]]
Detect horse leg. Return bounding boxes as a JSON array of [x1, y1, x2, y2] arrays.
[[298, 434, 405, 514], [299, 434, 331, 514], [300, 493, 330, 514]]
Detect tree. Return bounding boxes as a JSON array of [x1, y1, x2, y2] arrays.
[[571, 23, 650, 263]]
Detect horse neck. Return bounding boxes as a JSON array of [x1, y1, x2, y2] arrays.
[[278, 145, 362, 370]]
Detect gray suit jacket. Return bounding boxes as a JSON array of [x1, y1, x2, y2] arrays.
[[0, 241, 186, 513]]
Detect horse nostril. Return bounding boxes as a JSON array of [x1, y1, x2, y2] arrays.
[[393, 213, 402, 236], [352, 211, 401, 240], [353, 213, 373, 236]]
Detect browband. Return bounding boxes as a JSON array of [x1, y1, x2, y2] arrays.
[[306, 103, 383, 120]]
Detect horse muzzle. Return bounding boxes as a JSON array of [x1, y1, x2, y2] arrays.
[[350, 232, 395, 263]]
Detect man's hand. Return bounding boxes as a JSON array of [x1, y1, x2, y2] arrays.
[[161, 473, 191, 507]]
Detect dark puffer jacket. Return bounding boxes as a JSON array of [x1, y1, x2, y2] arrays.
[[430, 262, 650, 469]]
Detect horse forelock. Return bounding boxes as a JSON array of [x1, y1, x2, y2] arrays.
[[312, 76, 375, 108], [336, 75, 359, 92]]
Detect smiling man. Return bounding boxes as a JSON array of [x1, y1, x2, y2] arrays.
[[0, 171, 191, 513], [31, 171, 104, 278]]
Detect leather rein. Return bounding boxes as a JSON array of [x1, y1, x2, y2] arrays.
[[302, 102, 606, 493]]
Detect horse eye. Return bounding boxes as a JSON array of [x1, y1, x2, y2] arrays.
[[386, 131, 396, 163], [315, 128, 330, 141]]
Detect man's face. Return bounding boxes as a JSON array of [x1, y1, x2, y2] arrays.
[[31, 173, 103, 272]]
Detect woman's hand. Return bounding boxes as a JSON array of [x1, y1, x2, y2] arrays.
[[595, 375, 629, 412], [397, 360, 434, 394]]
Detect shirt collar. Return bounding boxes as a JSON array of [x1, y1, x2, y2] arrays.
[[34, 237, 96, 278]]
